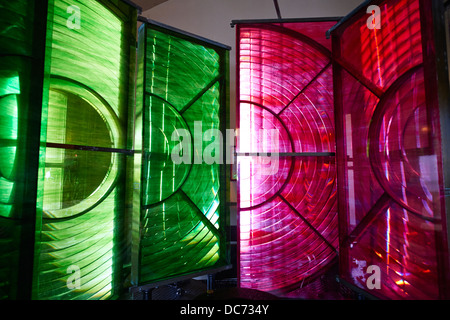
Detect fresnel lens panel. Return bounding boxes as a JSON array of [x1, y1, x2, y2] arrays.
[[132, 19, 230, 286], [236, 20, 339, 297], [0, 0, 50, 300], [31, 0, 137, 300], [331, 0, 450, 299]]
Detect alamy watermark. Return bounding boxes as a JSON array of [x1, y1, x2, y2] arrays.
[[352, 260, 381, 290], [67, 265, 81, 290], [66, 5, 81, 30], [170, 121, 280, 176], [367, 5, 381, 30]]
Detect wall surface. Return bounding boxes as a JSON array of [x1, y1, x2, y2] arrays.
[[133, 0, 168, 11]]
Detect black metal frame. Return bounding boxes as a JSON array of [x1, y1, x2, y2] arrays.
[[430, 0, 450, 296], [231, 17, 343, 28], [119, 0, 142, 13], [14, 0, 52, 301], [129, 264, 232, 299], [236, 152, 336, 157], [138, 16, 231, 51], [325, 0, 372, 38]]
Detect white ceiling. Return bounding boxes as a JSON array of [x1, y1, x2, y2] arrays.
[[131, 0, 168, 11]]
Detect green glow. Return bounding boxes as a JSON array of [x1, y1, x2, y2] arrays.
[[182, 82, 221, 227], [1, 0, 227, 299], [42, 78, 121, 219], [134, 25, 228, 285], [0, 75, 19, 220], [33, 0, 136, 300], [145, 29, 220, 111], [143, 96, 191, 206], [49, 0, 126, 131], [0, 0, 40, 299]]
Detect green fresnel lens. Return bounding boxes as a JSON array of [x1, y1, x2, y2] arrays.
[[0, 0, 51, 300], [1, 0, 230, 300], [0, 0, 138, 300], [32, 0, 138, 300], [132, 19, 230, 286]]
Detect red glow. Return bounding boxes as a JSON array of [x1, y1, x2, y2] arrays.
[[332, 0, 448, 299], [237, 21, 338, 297]]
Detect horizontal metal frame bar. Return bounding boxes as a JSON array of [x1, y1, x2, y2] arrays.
[[236, 152, 336, 157], [129, 264, 233, 295], [46, 142, 134, 155], [231, 17, 342, 28], [138, 16, 231, 51]]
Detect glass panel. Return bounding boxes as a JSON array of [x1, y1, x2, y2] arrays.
[[339, 0, 423, 91], [237, 21, 338, 298], [37, 149, 124, 300], [140, 193, 221, 282], [0, 0, 45, 300], [0, 66, 23, 299], [332, 0, 449, 299], [134, 24, 229, 285], [48, 0, 129, 137], [238, 155, 338, 296], [33, 0, 136, 300], [142, 95, 190, 206], [144, 28, 220, 111]]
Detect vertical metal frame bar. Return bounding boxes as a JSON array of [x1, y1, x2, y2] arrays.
[[444, 0, 450, 276], [116, 0, 139, 295], [16, 0, 52, 300], [422, 0, 450, 297], [235, 23, 242, 289], [219, 48, 231, 266], [131, 22, 147, 287], [331, 32, 350, 282]]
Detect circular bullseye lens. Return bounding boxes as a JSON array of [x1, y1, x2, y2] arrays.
[[42, 78, 121, 219]]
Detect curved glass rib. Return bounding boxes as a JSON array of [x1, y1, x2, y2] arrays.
[[43, 79, 121, 220], [0, 91, 18, 219], [143, 95, 191, 206]]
